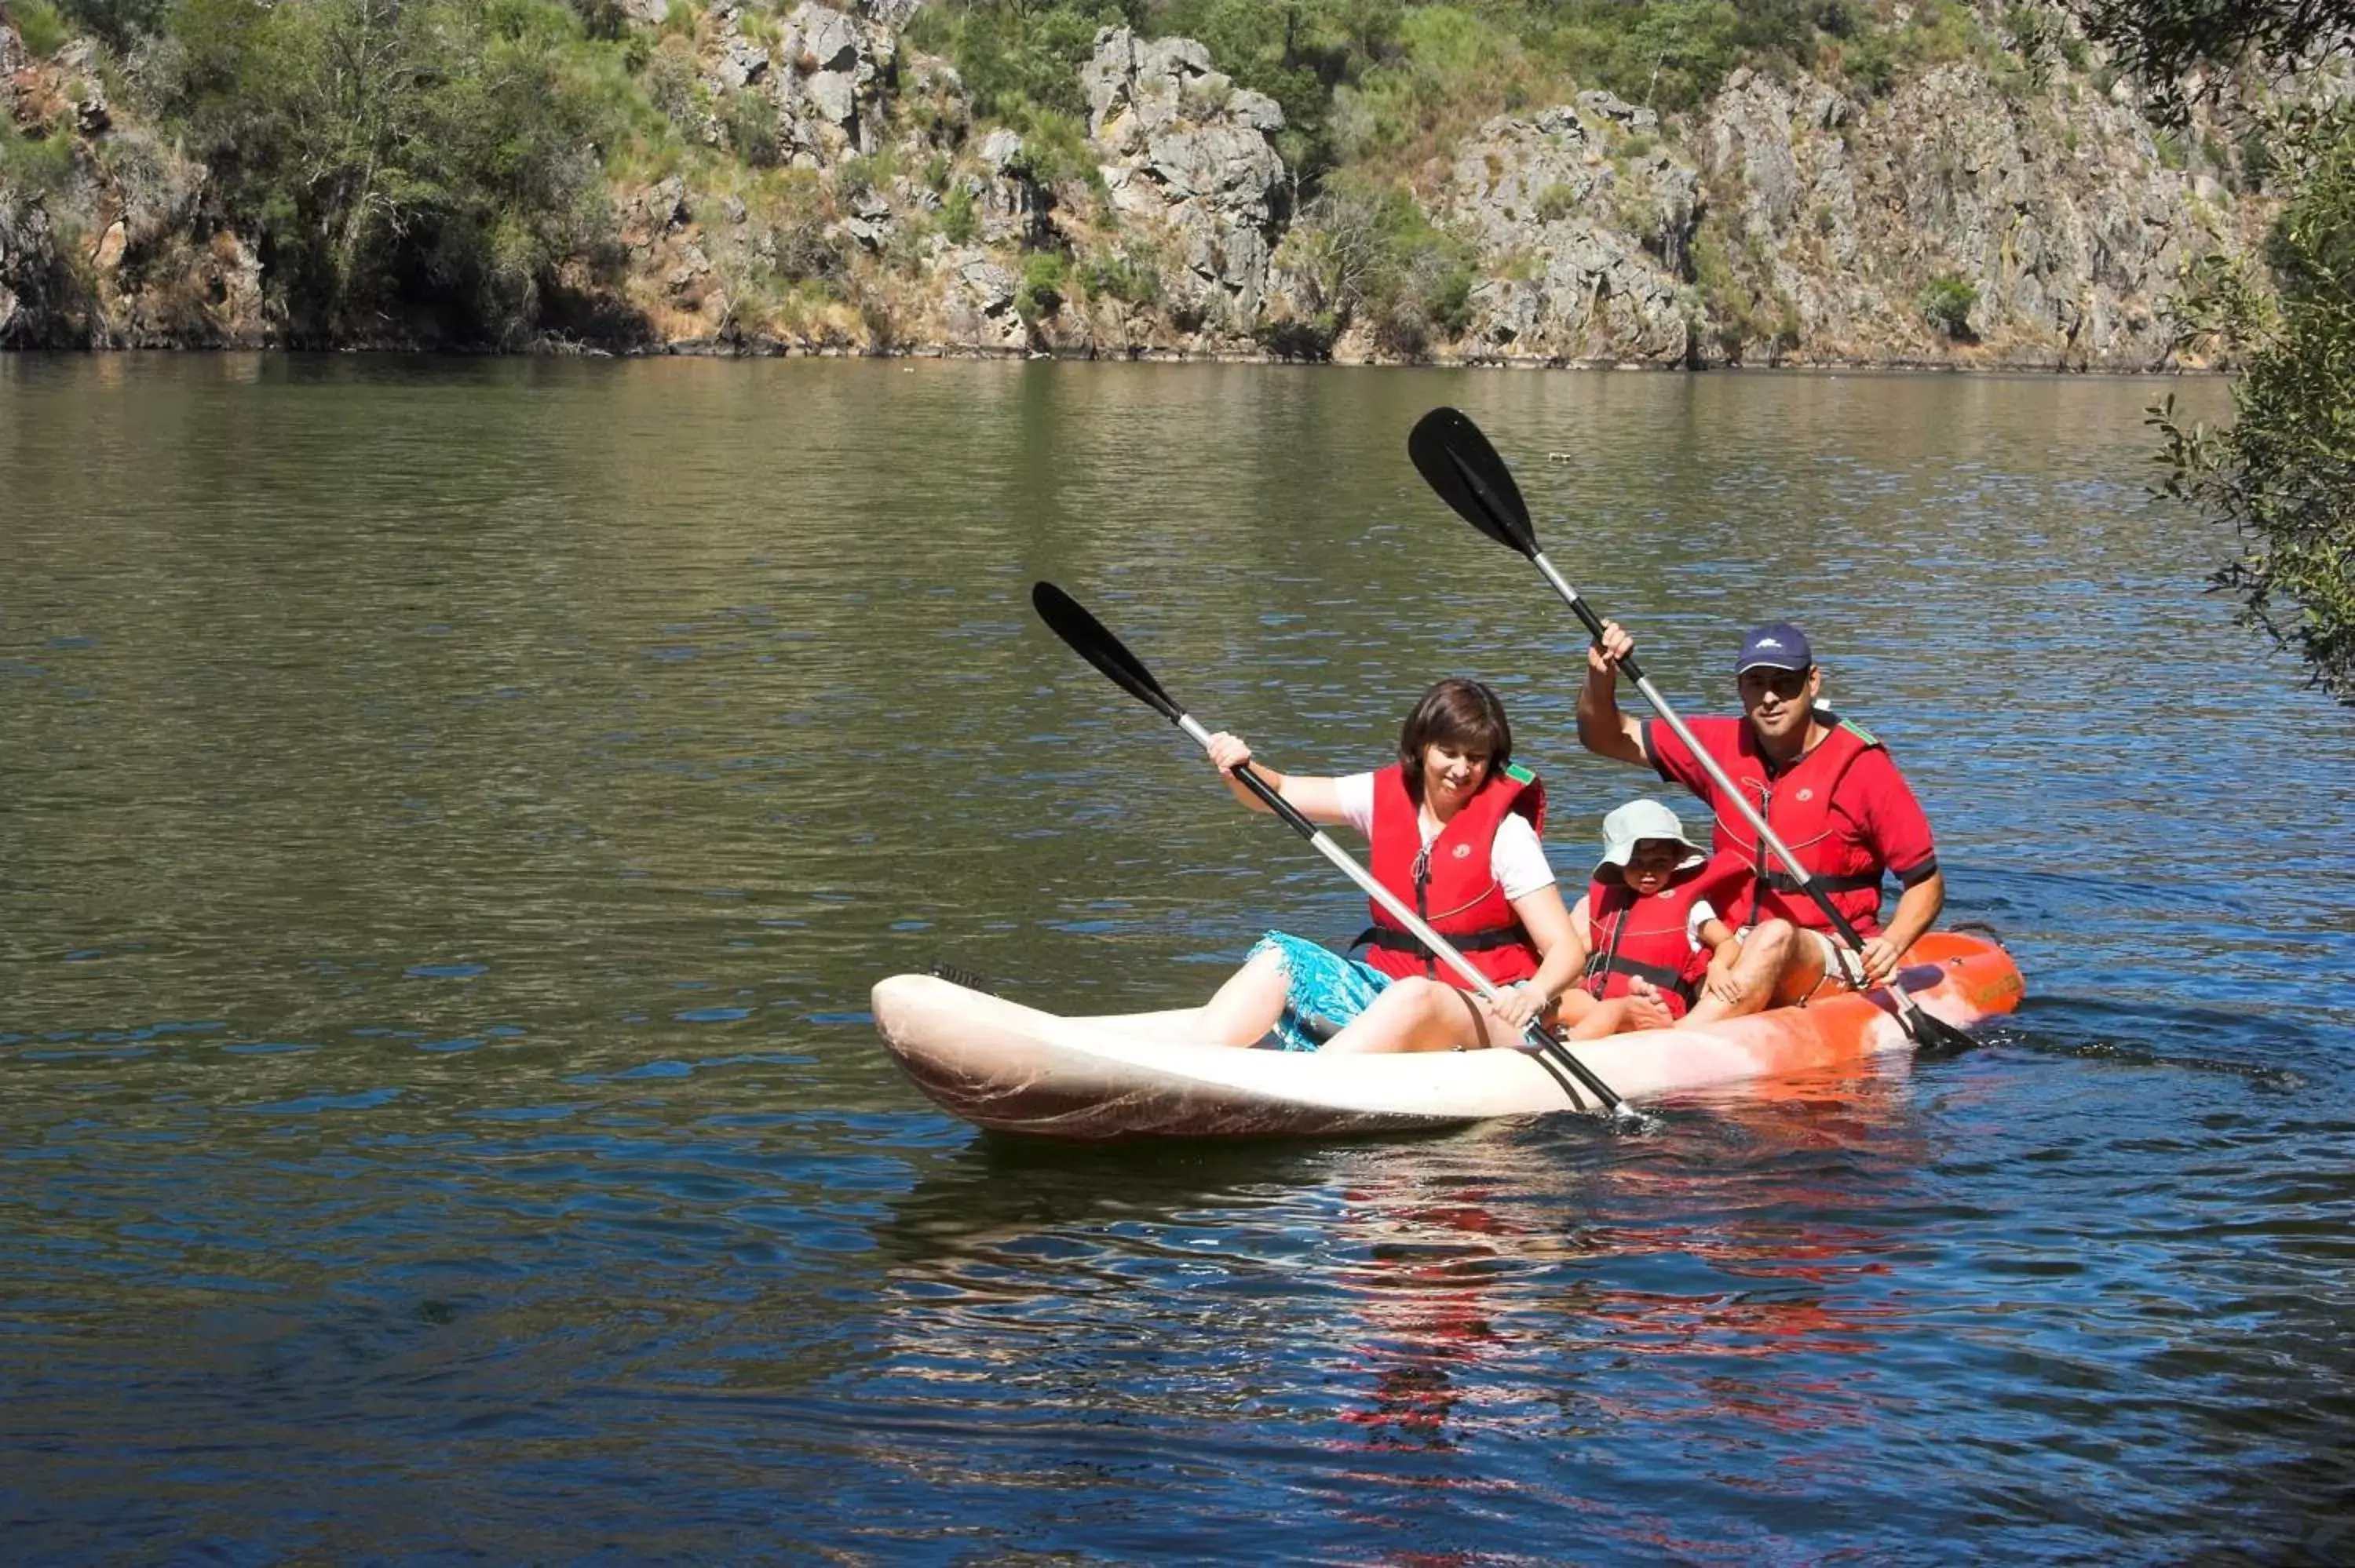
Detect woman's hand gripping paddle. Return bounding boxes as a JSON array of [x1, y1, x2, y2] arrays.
[[1405, 407, 1978, 1057], [1030, 581, 1640, 1122]]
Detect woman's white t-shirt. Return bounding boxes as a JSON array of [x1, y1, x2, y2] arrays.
[[1334, 772, 1555, 901]]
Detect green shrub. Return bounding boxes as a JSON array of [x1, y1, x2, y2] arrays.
[[1918, 273, 1978, 339], [54, 0, 167, 49], [13, 0, 73, 55], [769, 184, 848, 283], [1279, 172, 1477, 354], [1017, 250, 1066, 321], [1150, 0, 1399, 188], [644, 36, 703, 135], [837, 149, 900, 199], [566, 0, 627, 42], [2238, 124, 2278, 190], [2154, 105, 2355, 702], [1842, 31, 1898, 95], [935, 184, 977, 245], [2005, 2, 2054, 59], [1418, 250, 1474, 336], [1255, 310, 1341, 359], [725, 91, 782, 167], [1078, 241, 1159, 305], [1689, 225, 1735, 295], [0, 119, 78, 191], [161, 0, 623, 345], [903, 0, 1129, 124], [1004, 107, 1096, 191], [1812, 0, 1861, 39], [1535, 181, 1578, 222], [1688, 224, 1806, 361]]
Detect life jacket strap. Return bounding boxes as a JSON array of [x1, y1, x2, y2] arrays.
[[1761, 869, 1882, 895], [1352, 923, 1533, 957], [1579, 953, 1700, 1004]]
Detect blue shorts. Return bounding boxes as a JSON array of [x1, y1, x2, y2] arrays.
[[1248, 930, 1393, 1052]]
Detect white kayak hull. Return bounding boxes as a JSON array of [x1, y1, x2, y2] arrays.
[[871, 932, 2025, 1140]]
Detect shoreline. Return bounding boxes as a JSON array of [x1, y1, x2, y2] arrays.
[[0, 341, 2229, 375]]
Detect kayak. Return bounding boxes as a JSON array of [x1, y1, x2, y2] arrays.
[[871, 931, 2025, 1140]]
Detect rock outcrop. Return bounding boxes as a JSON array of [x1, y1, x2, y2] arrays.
[[1082, 27, 1288, 328], [1696, 62, 2235, 366], [0, 191, 73, 348], [1443, 97, 1703, 366], [769, 1, 898, 162], [0, 9, 2280, 366], [1, 18, 24, 111]]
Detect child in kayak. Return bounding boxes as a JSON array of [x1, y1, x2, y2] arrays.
[[1192, 677, 1676, 1055], [1565, 797, 1787, 1027]]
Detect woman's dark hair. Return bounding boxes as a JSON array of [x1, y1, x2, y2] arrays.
[[1397, 678, 1513, 807]]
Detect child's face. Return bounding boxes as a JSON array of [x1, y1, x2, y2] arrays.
[[1623, 838, 1688, 896]]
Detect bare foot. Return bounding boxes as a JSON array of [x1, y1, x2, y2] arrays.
[[1622, 979, 1675, 1032]]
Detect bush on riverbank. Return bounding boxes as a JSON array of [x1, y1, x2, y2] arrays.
[[2083, 0, 2355, 702], [162, 0, 628, 345], [1266, 172, 1475, 358], [2155, 104, 2355, 704]]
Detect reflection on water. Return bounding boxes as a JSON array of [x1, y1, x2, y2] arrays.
[[2, 356, 2352, 1562]]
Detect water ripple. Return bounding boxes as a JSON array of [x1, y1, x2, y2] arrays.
[[2, 359, 2351, 1562]]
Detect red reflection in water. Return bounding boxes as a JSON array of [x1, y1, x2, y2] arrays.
[[1330, 1067, 1933, 1459]]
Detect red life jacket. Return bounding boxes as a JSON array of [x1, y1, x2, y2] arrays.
[[1579, 859, 1729, 1020], [1357, 762, 1546, 989], [1696, 715, 1889, 938]]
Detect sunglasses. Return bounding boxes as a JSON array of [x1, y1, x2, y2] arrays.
[[1741, 667, 1810, 699]]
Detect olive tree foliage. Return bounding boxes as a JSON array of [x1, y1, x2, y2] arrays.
[[166, 0, 615, 345], [2152, 108, 2355, 702], [2075, 0, 2355, 118], [1269, 175, 1473, 359], [2078, 0, 2355, 701]]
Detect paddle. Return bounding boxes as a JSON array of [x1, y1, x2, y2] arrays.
[[1030, 580, 1637, 1121], [1406, 407, 1978, 1057]]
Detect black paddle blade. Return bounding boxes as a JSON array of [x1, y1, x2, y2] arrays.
[[1408, 407, 1539, 560], [1031, 582, 1184, 724], [1905, 1005, 1981, 1059]]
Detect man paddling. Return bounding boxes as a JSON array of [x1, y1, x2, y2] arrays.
[[1575, 619, 1944, 1005]]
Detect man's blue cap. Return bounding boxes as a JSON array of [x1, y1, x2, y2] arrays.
[[1736, 622, 1813, 674]]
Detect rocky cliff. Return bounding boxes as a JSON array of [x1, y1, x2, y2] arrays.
[[0, 1, 2272, 366]]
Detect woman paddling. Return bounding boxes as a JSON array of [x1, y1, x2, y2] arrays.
[[1194, 678, 1675, 1055]]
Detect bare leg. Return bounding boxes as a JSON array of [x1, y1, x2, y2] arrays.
[[1685, 921, 1796, 1025], [1317, 976, 1504, 1056], [1762, 922, 1835, 1009], [1196, 948, 1294, 1047]]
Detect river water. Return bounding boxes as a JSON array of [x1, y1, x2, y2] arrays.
[[2, 356, 2350, 1563]]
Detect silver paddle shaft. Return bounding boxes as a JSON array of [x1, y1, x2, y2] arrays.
[[1532, 549, 1838, 898], [1532, 549, 1933, 1019]]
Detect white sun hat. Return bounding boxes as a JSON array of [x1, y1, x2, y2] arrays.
[[1595, 798, 1708, 880]]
